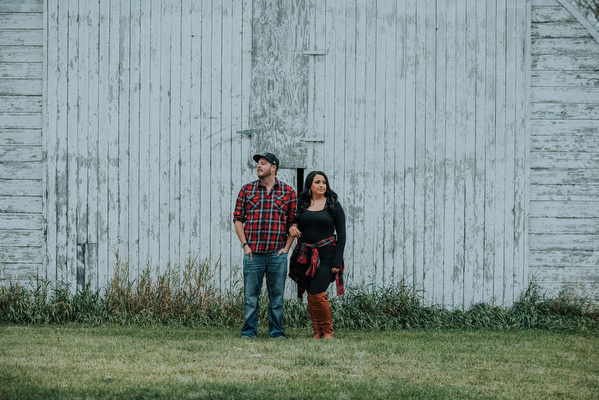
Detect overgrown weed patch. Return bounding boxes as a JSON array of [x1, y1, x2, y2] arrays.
[[1, 256, 597, 336]]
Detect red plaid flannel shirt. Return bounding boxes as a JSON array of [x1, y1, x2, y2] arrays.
[[233, 179, 297, 253]]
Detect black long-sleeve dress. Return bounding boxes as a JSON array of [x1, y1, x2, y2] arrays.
[[293, 201, 346, 294]]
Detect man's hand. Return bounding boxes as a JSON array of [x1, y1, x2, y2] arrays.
[[277, 248, 289, 256], [244, 245, 253, 259]]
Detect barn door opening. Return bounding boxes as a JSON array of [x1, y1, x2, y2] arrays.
[[249, 0, 310, 170]]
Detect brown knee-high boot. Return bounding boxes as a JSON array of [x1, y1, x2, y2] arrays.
[[307, 292, 334, 339], [307, 292, 323, 339], [319, 292, 334, 339]]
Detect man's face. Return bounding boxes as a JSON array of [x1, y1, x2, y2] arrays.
[[256, 158, 275, 179]]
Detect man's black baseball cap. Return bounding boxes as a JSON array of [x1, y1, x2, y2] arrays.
[[253, 152, 280, 167]]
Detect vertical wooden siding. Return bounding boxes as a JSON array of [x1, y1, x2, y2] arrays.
[[305, 0, 529, 307], [0, 0, 44, 283], [44, 0, 253, 292], [530, 0, 599, 301], [43, 0, 529, 308]]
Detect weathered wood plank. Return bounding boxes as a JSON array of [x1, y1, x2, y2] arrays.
[[0, 179, 42, 196], [0, 213, 41, 230], [0, 145, 41, 161], [531, 0, 560, 5], [530, 184, 599, 201], [0, 63, 42, 78], [530, 201, 599, 218], [532, 54, 599, 70], [531, 37, 599, 55], [117, 0, 131, 271], [208, 0, 221, 272], [531, 135, 599, 152], [530, 120, 599, 136], [0, 263, 41, 283], [66, 0, 79, 291], [513, 0, 529, 304], [531, 151, 599, 169], [530, 217, 599, 234], [413, 0, 426, 296], [532, 22, 592, 39], [104, 0, 120, 281], [127, 0, 141, 269], [532, 103, 599, 120], [188, 0, 202, 256], [483, 0, 497, 305], [531, 70, 599, 87], [84, 0, 100, 290], [495, 0, 509, 305], [0, 246, 42, 263], [44, 0, 58, 284], [402, 0, 416, 290], [503, 0, 518, 304], [75, 0, 89, 290], [199, 0, 211, 263], [532, 87, 599, 104], [0, 96, 41, 113], [96, 0, 110, 282], [0, 113, 42, 129], [0, 1, 43, 13], [530, 168, 599, 185], [451, 0, 467, 308], [0, 46, 44, 63], [0, 229, 42, 246], [529, 233, 599, 250], [531, 266, 599, 287], [433, 0, 447, 304], [531, 6, 575, 23], [0, 13, 43, 29], [530, 250, 599, 268], [0, 195, 41, 213], [373, 0, 386, 288], [218, 0, 230, 286], [341, 0, 357, 284], [137, 0, 151, 270], [0, 30, 43, 46], [0, 162, 41, 179]]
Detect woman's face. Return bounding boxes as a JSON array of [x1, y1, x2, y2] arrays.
[[310, 174, 327, 197]]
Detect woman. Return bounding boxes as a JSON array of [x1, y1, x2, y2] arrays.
[[289, 171, 346, 339]]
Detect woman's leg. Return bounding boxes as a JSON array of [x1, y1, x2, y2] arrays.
[[307, 257, 335, 339]]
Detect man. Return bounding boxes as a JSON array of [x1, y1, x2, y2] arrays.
[[233, 152, 297, 339]]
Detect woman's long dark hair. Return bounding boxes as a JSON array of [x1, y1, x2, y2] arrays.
[[295, 171, 338, 218]]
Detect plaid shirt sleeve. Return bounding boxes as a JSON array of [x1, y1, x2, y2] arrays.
[[233, 185, 247, 223], [286, 186, 297, 228]]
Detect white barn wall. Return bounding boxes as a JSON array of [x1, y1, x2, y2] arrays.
[[34, 0, 530, 308], [530, 0, 599, 301], [0, 0, 44, 283], [43, 0, 253, 294], [303, 0, 529, 307]]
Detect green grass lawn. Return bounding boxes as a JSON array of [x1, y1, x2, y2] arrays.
[[0, 325, 597, 399]]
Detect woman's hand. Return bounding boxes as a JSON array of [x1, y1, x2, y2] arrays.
[[289, 225, 301, 238], [332, 268, 340, 274]]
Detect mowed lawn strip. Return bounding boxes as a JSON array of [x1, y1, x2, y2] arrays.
[[0, 325, 597, 399]]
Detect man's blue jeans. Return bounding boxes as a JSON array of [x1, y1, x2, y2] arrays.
[[241, 251, 287, 338]]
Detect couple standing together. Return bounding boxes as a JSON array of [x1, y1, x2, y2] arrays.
[[233, 153, 346, 339]]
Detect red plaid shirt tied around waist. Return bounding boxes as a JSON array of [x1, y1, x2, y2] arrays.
[[289, 237, 345, 298]]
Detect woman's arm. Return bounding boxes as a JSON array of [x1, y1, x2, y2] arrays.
[[332, 203, 346, 269]]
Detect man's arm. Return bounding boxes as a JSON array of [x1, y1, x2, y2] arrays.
[[234, 220, 252, 259], [278, 232, 295, 256]]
